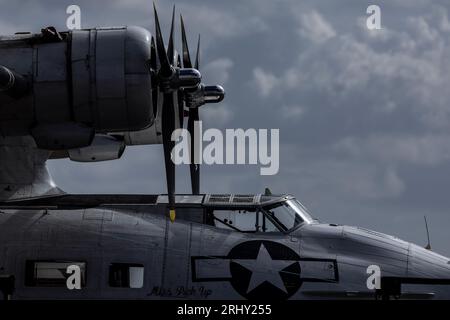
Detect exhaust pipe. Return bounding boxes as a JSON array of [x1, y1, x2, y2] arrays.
[[0, 65, 30, 98]]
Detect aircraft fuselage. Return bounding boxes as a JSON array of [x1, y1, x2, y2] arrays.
[[0, 194, 449, 300]]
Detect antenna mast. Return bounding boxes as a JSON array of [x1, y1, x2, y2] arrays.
[[424, 216, 431, 250]]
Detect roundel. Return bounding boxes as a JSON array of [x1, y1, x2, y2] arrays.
[[227, 240, 302, 300]]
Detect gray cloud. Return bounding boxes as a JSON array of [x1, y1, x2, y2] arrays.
[[296, 10, 336, 44], [203, 58, 234, 86]]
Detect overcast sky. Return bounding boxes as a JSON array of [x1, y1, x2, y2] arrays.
[[3, 0, 450, 255]]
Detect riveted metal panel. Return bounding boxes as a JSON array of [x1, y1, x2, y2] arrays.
[[71, 30, 92, 123], [125, 26, 152, 74], [96, 98, 128, 130], [72, 31, 89, 61], [0, 47, 33, 75], [35, 43, 67, 82], [408, 243, 450, 278], [34, 42, 70, 122], [95, 28, 126, 99], [0, 95, 34, 136], [124, 73, 152, 129], [34, 82, 71, 122], [89, 29, 98, 126]]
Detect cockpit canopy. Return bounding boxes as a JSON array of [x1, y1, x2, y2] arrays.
[[208, 197, 314, 233]]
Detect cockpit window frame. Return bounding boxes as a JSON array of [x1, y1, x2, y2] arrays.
[[259, 206, 291, 233], [207, 207, 269, 233], [213, 215, 243, 232], [260, 199, 312, 233], [207, 201, 309, 234]]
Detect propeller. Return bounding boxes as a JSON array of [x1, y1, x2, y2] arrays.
[[149, 4, 225, 218], [180, 16, 225, 195], [152, 4, 201, 221]]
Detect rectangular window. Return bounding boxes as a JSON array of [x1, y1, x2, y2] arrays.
[[109, 263, 144, 288], [25, 261, 86, 287], [213, 209, 258, 232], [212, 209, 281, 233]]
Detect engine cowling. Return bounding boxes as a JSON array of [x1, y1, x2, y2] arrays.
[[0, 26, 154, 149], [68, 134, 125, 162], [70, 26, 153, 132]]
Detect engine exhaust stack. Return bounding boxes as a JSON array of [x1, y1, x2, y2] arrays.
[[0, 65, 29, 98]]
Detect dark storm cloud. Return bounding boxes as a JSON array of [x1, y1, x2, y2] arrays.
[[2, 0, 450, 254]]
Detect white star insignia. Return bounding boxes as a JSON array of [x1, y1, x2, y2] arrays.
[[232, 243, 298, 294]]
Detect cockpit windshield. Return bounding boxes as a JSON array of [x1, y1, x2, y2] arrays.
[[262, 199, 314, 232]]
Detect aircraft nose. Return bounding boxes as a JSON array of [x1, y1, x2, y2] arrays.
[[407, 243, 450, 278]]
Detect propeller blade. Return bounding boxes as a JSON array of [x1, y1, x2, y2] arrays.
[[180, 15, 192, 69], [154, 3, 177, 218], [177, 54, 184, 129], [161, 91, 177, 219], [190, 35, 201, 194], [188, 108, 200, 194], [195, 34, 200, 70], [167, 5, 176, 65], [153, 3, 172, 77]]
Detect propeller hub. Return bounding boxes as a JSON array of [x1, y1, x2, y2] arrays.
[[204, 85, 225, 103], [178, 68, 202, 88], [185, 85, 205, 107], [185, 84, 225, 107], [159, 67, 201, 93]]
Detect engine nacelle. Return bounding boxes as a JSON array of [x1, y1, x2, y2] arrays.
[[68, 134, 125, 162], [0, 26, 154, 149]]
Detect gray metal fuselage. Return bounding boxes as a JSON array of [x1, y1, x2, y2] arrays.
[[0, 194, 449, 300]]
